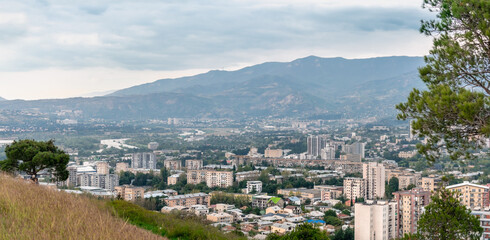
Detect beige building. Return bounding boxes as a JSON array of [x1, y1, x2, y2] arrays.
[[398, 151, 417, 159], [315, 185, 343, 201], [165, 193, 210, 207], [164, 160, 182, 170], [344, 177, 365, 201], [206, 212, 233, 224], [205, 170, 233, 188], [277, 188, 321, 199], [185, 159, 203, 170], [115, 185, 144, 201], [355, 200, 397, 240], [271, 222, 296, 235], [363, 162, 385, 200], [447, 182, 489, 210], [418, 176, 441, 192], [187, 169, 207, 185], [167, 174, 181, 185], [115, 162, 129, 173], [265, 148, 283, 158], [398, 175, 418, 190], [393, 188, 431, 237], [96, 162, 110, 175], [236, 170, 261, 182], [340, 154, 362, 162]]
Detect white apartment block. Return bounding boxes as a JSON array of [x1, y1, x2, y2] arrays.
[[185, 159, 203, 170], [205, 170, 233, 188], [355, 200, 397, 240], [246, 181, 263, 194], [363, 162, 385, 200], [344, 177, 366, 201], [132, 152, 157, 170]]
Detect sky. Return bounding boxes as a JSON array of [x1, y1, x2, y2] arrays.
[[0, 0, 435, 100]]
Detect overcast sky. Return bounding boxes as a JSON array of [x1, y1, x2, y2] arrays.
[[0, 0, 434, 100]]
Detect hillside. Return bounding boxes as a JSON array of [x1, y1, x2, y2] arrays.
[[0, 56, 426, 120], [0, 174, 163, 240]]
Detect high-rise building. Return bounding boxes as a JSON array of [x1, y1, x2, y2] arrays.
[[185, 159, 203, 170], [344, 142, 365, 159], [363, 162, 385, 200], [66, 166, 78, 187], [320, 144, 336, 159], [471, 208, 490, 240], [132, 152, 157, 170], [307, 135, 327, 157], [96, 162, 109, 175], [148, 142, 159, 150], [116, 162, 129, 173], [205, 170, 233, 188], [393, 188, 431, 237], [355, 200, 398, 240], [187, 169, 207, 185], [344, 177, 366, 201], [164, 159, 182, 170], [447, 182, 489, 210]]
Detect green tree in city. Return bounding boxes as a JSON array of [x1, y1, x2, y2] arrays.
[[0, 139, 70, 183], [385, 177, 399, 199], [266, 223, 329, 240], [396, 0, 490, 163], [414, 188, 482, 240]]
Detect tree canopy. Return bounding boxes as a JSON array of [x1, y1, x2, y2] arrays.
[[0, 139, 70, 183], [396, 0, 490, 162], [413, 187, 482, 240], [266, 223, 329, 240]]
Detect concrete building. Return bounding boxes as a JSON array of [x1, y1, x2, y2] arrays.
[[265, 148, 283, 158], [148, 142, 159, 150], [185, 159, 203, 170], [320, 144, 336, 160], [132, 152, 157, 170], [187, 169, 207, 185], [247, 181, 263, 194], [393, 188, 431, 237], [115, 185, 144, 201], [165, 193, 210, 207], [115, 162, 129, 173], [164, 160, 182, 171], [471, 208, 490, 240], [344, 177, 366, 201], [66, 166, 78, 187], [96, 162, 109, 175], [315, 185, 343, 201], [355, 200, 397, 240], [340, 154, 362, 162], [205, 170, 233, 188], [277, 188, 321, 199], [307, 135, 327, 157], [167, 174, 181, 185], [418, 176, 441, 192], [447, 182, 489, 210], [344, 142, 365, 159], [398, 175, 418, 190], [236, 170, 261, 182], [252, 195, 273, 209], [207, 212, 233, 224], [363, 162, 385, 200]]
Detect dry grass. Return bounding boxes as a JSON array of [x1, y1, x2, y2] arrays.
[[0, 174, 165, 240]]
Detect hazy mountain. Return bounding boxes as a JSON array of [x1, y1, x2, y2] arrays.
[[0, 56, 426, 120], [0, 97, 5, 101]]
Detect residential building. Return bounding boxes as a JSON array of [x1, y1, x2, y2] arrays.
[[265, 148, 283, 158], [167, 174, 181, 185], [115, 185, 144, 201], [320, 144, 336, 160], [252, 195, 273, 209], [418, 176, 441, 192], [363, 162, 385, 200], [247, 181, 263, 194], [277, 188, 321, 199], [471, 208, 490, 240], [66, 166, 77, 187], [205, 170, 233, 188], [398, 175, 418, 190], [271, 222, 296, 234], [315, 185, 343, 201], [185, 159, 203, 170], [447, 182, 489, 210], [187, 169, 207, 185], [340, 154, 361, 162], [164, 160, 182, 171], [236, 170, 261, 182], [344, 177, 366, 201], [207, 212, 233, 224], [344, 142, 365, 159], [398, 151, 417, 159], [355, 200, 397, 240], [393, 188, 431, 237], [96, 162, 109, 175], [132, 152, 157, 170], [115, 162, 129, 173], [148, 142, 159, 150], [165, 193, 210, 207], [307, 135, 327, 157]]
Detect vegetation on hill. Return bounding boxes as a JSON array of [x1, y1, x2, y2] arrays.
[[107, 200, 247, 240], [0, 174, 163, 240]]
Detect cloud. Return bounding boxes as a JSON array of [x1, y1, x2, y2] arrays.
[[0, 0, 435, 99]]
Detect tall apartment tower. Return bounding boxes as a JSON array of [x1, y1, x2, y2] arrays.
[[345, 142, 365, 159], [355, 200, 398, 240], [307, 135, 326, 157], [96, 162, 109, 175], [185, 159, 203, 170], [66, 166, 78, 187], [393, 188, 431, 238], [363, 162, 385, 200], [132, 152, 157, 170], [343, 177, 366, 201]]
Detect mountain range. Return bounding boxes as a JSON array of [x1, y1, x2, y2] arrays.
[[0, 56, 426, 121]]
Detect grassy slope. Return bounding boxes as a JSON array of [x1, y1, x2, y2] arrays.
[[0, 174, 164, 240], [106, 200, 247, 240]]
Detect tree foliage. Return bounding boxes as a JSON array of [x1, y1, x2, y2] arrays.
[[396, 0, 490, 162], [266, 223, 329, 240], [414, 188, 482, 240], [385, 177, 399, 199], [0, 139, 70, 183]]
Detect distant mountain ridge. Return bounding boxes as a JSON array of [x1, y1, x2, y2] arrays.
[[0, 56, 426, 120]]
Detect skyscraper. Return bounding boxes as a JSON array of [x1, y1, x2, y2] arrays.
[[307, 135, 326, 157], [363, 162, 385, 200]]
